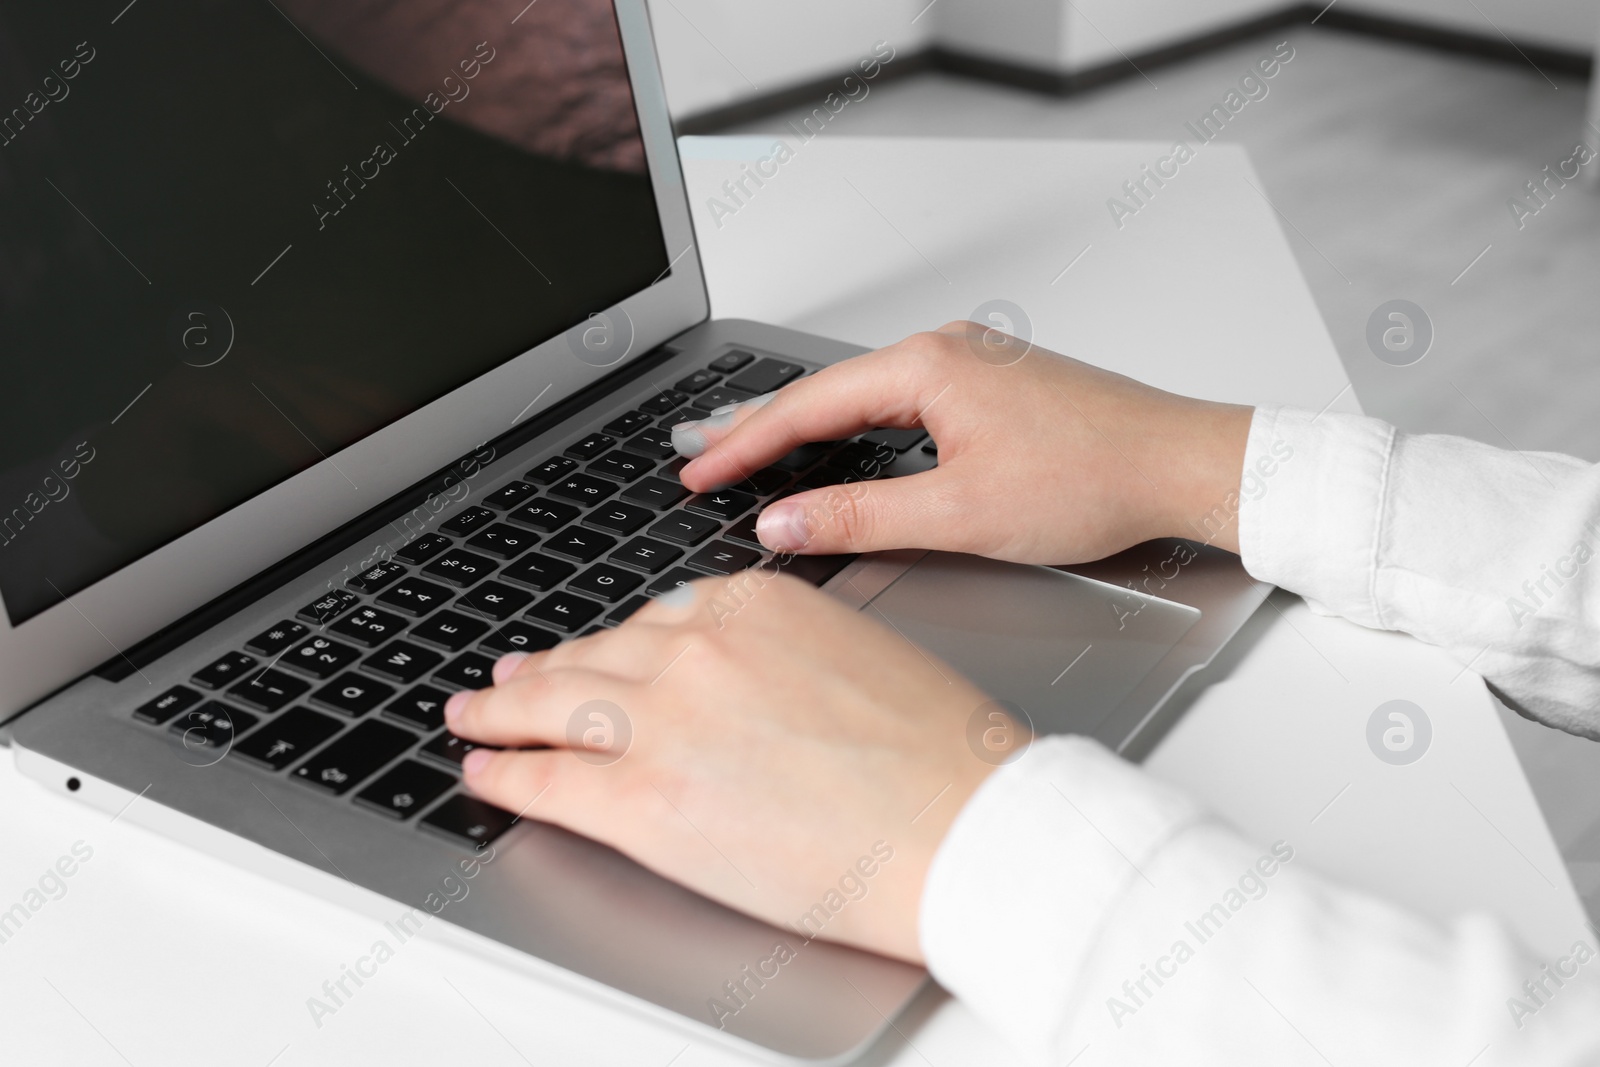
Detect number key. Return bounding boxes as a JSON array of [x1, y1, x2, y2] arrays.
[[377, 577, 454, 617], [282, 635, 361, 679], [466, 524, 538, 560], [422, 549, 498, 589], [329, 606, 409, 648]]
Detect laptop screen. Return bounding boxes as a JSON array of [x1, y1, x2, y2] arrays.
[[0, 0, 670, 625]]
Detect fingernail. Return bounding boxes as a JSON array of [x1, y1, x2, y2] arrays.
[[756, 500, 811, 552], [671, 423, 708, 458], [493, 652, 530, 684], [445, 692, 469, 723], [462, 748, 493, 777], [653, 584, 697, 609]]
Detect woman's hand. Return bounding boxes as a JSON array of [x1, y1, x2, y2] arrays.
[[673, 322, 1254, 561], [446, 573, 1008, 963]]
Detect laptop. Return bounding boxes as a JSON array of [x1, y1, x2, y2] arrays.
[[0, 1, 1271, 1060]]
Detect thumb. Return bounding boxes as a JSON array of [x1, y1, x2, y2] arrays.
[[754, 471, 960, 555]]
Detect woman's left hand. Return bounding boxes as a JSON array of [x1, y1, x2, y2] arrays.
[[444, 572, 1014, 962]]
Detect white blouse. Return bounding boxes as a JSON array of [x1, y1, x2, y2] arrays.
[[920, 406, 1600, 1066]]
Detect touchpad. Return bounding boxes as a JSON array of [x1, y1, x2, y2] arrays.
[[864, 552, 1199, 736]]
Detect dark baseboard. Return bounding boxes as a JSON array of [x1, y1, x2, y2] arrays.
[[1311, 7, 1591, 76], [671, 2, 1591, 135], [673, 51, 935, 136]]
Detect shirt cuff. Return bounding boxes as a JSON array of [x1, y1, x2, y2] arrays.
[[1237, 406, 1396, 627], [918, 735, 1204, 1064]]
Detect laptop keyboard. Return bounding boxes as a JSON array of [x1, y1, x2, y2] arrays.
[[125, 350, 929, 850]]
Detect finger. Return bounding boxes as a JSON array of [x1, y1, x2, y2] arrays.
[[675, 338, 955, 492], [752, 469, 970, 555], [460, 748, 588, 831], [445, 668, 629, 748]]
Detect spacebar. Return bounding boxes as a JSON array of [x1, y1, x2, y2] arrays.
[[772, 553, 857, 588]]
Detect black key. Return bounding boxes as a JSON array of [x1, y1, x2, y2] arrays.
[[724, 514, 764, 547], [481, 621, 562, 656], [420, 731, 491, 769], [675, 369, 721, 393], [686, 489, 756, 521], [525, 455, 578, 484], [409, 610, 490, 651], [346, 559, 407, 594], [565, 432, 615, 461], [588, 451, 653, 483], [733, 468, 790, 496], [356, 760, 456, 820], [622, 425, 677, 460], [606, 596, 652, 626], [646, 568, 702, 595], [466, 523, 538, 560], [831, 440, 896, 480], [134, 685, 200, 725], [234, 706, 342, 770], [623, 477, 689, 510], [297, 590, 360, 625], [228, 668, 311, 713], [569, 563, 645, 602], [728, 357, 805, 394], [660, 456, 689, 481], [648, 510, 721, 546], [603, 409, 654, 436], [420, 794, 519, 848], [422, 549, 498, 589], [698, 386, 756, 411], [506, 498, 580, 534], [435, 651, 497, 690], [658, 406, 712, 430], [922, 438, 939, 456], [192, 651, 258, 690], [330, 606, 410, 648], [376, 577, 454, 617], [549, 473, 618, 506], [773, 443, 830, 472], [862, 427, 928, 452], [585, 502, 655, 536], [483, 480, 537, 510], [526, 591, 604, 633], [282, 635, 362, 679], [170, 701, 257, 751], [708, 349, 755, 374], [457, 581, 534, 622], [292, 720, 415, 795], [393, 533, 453, 566], [244, 621, 308, 658], [500, 552, 577, 592], [440, 506, 496, 538], [639, 389, 690, 416], [544, 526, 617, 564], [383, 685, 453, 731], [686, 540, 762, 576], [309, 672, 395, 717], [610, 537, 683, 574], [361, 641, 446, 684], [775, 553, 857, 588]]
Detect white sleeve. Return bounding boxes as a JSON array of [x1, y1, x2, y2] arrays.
[[1238, 405, 1600, 737], [921, 737, 1600, 1066], [919, 410, 1600, 1065]]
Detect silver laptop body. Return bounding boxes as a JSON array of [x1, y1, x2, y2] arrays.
[[0, 2, 1269, 1061]]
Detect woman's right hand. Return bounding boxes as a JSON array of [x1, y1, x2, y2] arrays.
[[673, 322, 1255, 565]]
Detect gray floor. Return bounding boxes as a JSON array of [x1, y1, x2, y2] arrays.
[[728, 27, 1600, 460]]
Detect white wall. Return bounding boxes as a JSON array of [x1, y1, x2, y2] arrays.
[[1059, 0, 1284, 70], [1343, 0, 1599, 52], [936, 0, 1065, 68], [646, 0, 1598, 119], [645, 0, 933, 117]]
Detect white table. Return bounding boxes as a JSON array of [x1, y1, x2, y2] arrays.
[[0, 137, 1584, 1067]]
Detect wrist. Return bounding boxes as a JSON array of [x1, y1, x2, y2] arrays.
[[1155, 400, 1254, 553]]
